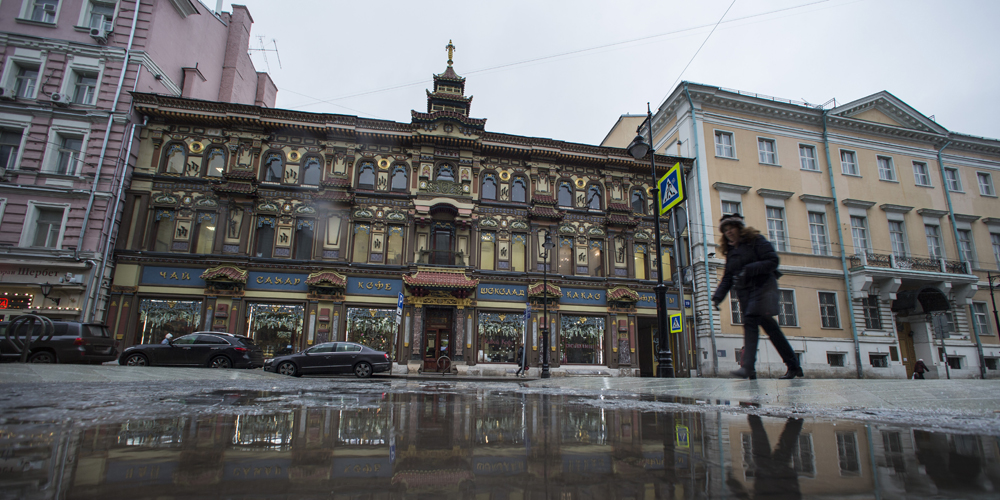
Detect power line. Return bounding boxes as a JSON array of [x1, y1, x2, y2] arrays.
[[661, 0, 739, 106]]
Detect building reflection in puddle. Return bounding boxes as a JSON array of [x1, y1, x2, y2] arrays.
[[1, 390, 998, 499]]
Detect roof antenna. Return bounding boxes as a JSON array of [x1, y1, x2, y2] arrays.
[[249, 35, 282, 72]]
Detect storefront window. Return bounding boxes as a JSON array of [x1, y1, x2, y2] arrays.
[[232, 412, 294, 451], [560, 315, 605, 364], [337, 407, 388, 446], [345, 308, 395, 353], [137, 298, 202, 345], [247, 303, 303, 358], [477, 312, 525, 363], [560, 408, 608, 445]]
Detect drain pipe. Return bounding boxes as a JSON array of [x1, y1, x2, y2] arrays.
[[77, 0, 141, 318], [935, 141, 986, 379], [822, 110, 864, 378], [683, 83, 717, 376]]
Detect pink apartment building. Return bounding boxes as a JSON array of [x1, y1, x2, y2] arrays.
[[0, 0, 274, 325]]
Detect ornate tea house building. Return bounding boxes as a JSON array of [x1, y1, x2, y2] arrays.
[[106, 52, 696, 376]]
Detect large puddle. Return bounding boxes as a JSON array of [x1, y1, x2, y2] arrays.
[[2, 383, 998, 499]]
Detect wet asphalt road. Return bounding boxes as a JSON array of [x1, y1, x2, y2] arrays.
[[1, 364, 999, 499]]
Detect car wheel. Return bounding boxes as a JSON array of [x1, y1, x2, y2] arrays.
[[209, 356, 232, 369], [125, 353, 148, 366], [354, 361, 373, 378], [277, 361, 299, 377], [28, 351, 56, 363]]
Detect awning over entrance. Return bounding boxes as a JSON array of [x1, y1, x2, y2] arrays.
[[891, 287, 951, 315]]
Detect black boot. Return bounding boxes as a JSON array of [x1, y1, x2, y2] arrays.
[[779, 366, 804, 379], [731, 367, 756, 380]]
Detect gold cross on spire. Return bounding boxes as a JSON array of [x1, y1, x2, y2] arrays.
[[446, 39, 455, 67]]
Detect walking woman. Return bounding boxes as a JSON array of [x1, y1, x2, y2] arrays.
[[711, 214, 803, 380]]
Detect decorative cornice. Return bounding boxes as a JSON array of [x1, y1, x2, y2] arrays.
[[201, 265, 248, 283], [880, 204, 913, 213], [982, 217, 1000, 226], [953, 213, 980, 223], [713, 182, 751, 194], [916, 208, 948, 218], [842, 199, 876, 209], [756, 188, 793, 200], [798, 194, 833, 205]]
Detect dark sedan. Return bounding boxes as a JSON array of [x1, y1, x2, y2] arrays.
[[264, 342, 391, 378], [119, 332, 265, 369]]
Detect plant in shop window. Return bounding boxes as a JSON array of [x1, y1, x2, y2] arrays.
[[346, 308, 394, 353], [478, 312, 524, 363]]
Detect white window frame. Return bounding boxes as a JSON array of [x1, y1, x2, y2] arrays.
[[818, 291, 840, 329], [972, 302, 992, 336], [766, 206, 788, 252], [991, 232, 1000, 270], [0, 124, 28, 172], [777, 288, 798, 327], [912, 161, 932, 187], [924, 224, 944, 260], [944, 167, 963, 192], [57, 56, 105, 107], [877, 156, 896, 182], [850, 216, 870, 255], [977, 172, 996, 196], [0, 198, 6, 231], [19, 201, 69, 248], [840, 150, 859, 176], [757, 137, 778, 165], [808, 211, 830, 256], [76, 0, 118, 32], [42, 121, 90, 176], [888, 218, 908, 259], [721, 200, 742, 216], [1, 49, 47, 100], [714, 130, 736, 159], [956, 228, 976, 268], [20, 0, 62, 24], [798, 144, 818, 171]]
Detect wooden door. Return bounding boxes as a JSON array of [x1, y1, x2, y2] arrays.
[[897, 320, 916, 378]]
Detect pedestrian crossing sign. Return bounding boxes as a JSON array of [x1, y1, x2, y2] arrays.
[[658, 162, 684, 215], [669, 313, 682, 333]]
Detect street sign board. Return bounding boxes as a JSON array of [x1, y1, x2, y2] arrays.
[[658, 162, 685, 215], [669, 313, 682, 334], [675, 424, 690, 449]]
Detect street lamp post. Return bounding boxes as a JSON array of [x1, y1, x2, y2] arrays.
[[627, 103, 674, 378], [540, 233, 555, 378]]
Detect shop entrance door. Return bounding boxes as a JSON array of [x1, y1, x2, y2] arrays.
[[897, 320, 916, 378], [423, 308, 453, 372]]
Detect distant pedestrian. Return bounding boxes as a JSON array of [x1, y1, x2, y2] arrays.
[[514, 344, 527, 378], [712, 213, 803, 380], [913, 359, 928, 379], [161, 333, 173, 344]]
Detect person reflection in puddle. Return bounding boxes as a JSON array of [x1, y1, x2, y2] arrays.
[[727, 415, 804, 500]]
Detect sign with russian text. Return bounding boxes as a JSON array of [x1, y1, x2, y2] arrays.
[[477, 284, 527, 301], [636, 293, 679, 309], [347, 277, 402, 296], [140, 266, 206, 287], [332, 457, 392, 478], [560, 287, 606, 306], [473, 457, 527, 475], [247, 272, 309, 292]]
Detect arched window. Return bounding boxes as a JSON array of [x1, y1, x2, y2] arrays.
[[163, 143, 186, 174], [511, 234, 527, 272], [263, 152, 283, 183], [480, 232, 495, 271], [634, 243, 647, 280], [357, 161, 376, 189], [203, 147, 226, 177], [294, 219, 314, 260], [391, 166, 408, 191], [511, 177, 526, 203], [631, 190, 645, 215], [558, 236, 573, 275], [386, 226, 404, 265], [482, 174, 497, 200], [255, 217, 276, 258], [558, 182, 573, 207], [436, 164, 455, 182], [587, 185, 602, 210], [301, 156, 321, 186], [352, 224, 370, 263]]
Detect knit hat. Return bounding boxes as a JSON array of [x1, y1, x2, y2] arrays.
[[719, 213, 745, 231]]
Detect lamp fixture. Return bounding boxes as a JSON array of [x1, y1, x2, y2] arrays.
[[40, 282, 60, 306]]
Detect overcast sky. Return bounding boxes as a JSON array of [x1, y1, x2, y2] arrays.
[[229, 0, 1000, 146]]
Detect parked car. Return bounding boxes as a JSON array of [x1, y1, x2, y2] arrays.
[[0, 319, 117, 364], [264, 342, 391, 378], [119, 332, 264, 369]]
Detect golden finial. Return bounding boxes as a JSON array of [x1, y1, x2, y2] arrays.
[[446, 39, 455, 67]]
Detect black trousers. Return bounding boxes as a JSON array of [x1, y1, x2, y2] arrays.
[[742, 314, 798, 370]]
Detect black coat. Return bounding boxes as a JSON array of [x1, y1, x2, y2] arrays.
[[712, 234, 780, 317]]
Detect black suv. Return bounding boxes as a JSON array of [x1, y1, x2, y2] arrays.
[[118, 331, 265, 369], [0, 320, 118, 364]]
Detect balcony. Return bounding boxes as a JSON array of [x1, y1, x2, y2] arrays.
[[848, 252, 971, 275], [848, 252, 978, 305], [417, 249, 466, 267]]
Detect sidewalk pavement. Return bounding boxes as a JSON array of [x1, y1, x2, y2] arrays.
[[2, 364, 998, 416]]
